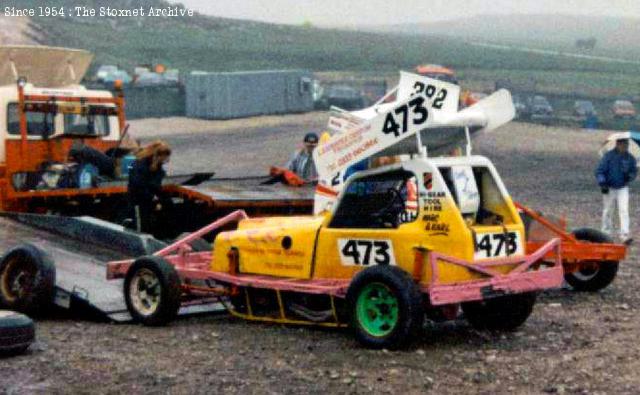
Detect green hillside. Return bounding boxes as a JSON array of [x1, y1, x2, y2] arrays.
[[4, 1, 639, 97], [7, 0, 638, 76], [375, 14, 640, 61]]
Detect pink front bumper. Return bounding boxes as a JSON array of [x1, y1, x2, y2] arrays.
[[425, 238, 563, 306]]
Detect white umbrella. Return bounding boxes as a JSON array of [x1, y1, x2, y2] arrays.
[[599, 131, 640, 160]]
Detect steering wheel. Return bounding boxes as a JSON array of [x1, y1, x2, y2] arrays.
[[371, 188, 405, 227]]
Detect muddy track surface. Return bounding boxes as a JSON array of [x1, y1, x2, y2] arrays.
[[1, 117, 639, 394]]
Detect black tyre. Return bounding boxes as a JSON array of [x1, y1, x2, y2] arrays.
[[176, 232, 211, 252], [0, 310, 35, 356], [564, 228, 619, 292], [462, 292, 537, 331], [346, 265, 424, 349], [0, 244, 56, 316], [124, 256, 182, 326]]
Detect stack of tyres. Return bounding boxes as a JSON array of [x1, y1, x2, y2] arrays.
[[0, 311, 35, 356], [0, 244, 55, 356]]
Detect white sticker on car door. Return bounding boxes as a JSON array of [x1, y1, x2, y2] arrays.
[[338, 239, 396, 266], [474, 231, 523, 260]]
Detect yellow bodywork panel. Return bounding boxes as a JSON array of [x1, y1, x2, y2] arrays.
[[210, 158, 527, 288], [211, 216, 324, 279]]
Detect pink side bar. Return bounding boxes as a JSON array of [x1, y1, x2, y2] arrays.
[[107, 212, 563, 306], [196, 272, 350, 297], [106, 210, 248, 280], [154, 210, 248, 257], [426, 238, 563, 306]]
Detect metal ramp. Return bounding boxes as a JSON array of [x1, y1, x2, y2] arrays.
[[0, 213, 222, 321]]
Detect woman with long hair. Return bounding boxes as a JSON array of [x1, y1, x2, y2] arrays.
[[127, 140, 172, 233]]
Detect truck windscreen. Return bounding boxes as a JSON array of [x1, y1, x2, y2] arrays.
[[6, 103, 55, 136], [63, 114, 110, 136]]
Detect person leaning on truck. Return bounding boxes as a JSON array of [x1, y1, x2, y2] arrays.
[[128, 140, 172, 233], [287, 132, 319, 183], [596, 138, 637, 245]]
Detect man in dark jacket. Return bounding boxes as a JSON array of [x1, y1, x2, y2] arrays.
[[596, 138, 637, 244], [128, 141, 171, 233]]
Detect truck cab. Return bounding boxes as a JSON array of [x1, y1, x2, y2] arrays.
[[0, 46, 124, 212], [0, 84, 121, 163], [0, 82, 124, 211]]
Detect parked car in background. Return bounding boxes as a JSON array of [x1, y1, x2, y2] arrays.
[[95, 65, 117, 82], [414, 64, 459, 84], [528, 95, 554, 122], [134, 67, 151, 79], [164, 69, 180, 85], [135, 72, 168, 87], [321, 85, 365, 110], [574, 100, 597, 118], [512, 95, 528, 119], [612, 100, 636, 119], [95, 65, 132, 85]]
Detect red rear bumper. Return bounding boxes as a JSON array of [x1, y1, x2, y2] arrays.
[[426, 238, 563, 306]]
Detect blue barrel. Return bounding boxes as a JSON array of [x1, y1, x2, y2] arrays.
[[120, 155, 136, 178], [78, 164, 99, 189]]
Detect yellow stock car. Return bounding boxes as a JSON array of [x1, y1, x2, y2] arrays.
[[112, 156, 563, 349]]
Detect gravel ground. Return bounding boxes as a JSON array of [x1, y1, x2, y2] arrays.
[[2, 115, 639, 394]]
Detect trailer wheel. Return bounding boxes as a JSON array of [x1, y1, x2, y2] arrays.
[[0, 310, 35, 356], [0, 244, 56, 316], [346, 265, 423, 349], [124, 257, 181, 326], [176, 233, 212, 252], [462, 292, 537, 331], [565, 228, 619, 292]]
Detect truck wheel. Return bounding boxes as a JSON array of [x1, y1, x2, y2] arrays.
[[462, 292, 537, 331], [346, 265, 424, 349], [176, 233, 211, 252], [0, 244, 56, 316], [0, 310, 35, 356], [124, 256, 181, 326], [565, 228, 619, 292]]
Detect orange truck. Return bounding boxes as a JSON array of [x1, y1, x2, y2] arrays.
[[0, 48, 126, 214], [0, 46, 314, 239]]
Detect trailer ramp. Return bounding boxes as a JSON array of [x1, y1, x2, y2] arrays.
[[0, 213, 222, 321]]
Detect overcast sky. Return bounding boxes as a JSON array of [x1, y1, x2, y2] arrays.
[[176, 0, 640, 26]]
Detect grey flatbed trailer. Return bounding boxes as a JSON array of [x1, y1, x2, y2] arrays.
[[0, 213, 220, 321], [0, 174, 316, 320]]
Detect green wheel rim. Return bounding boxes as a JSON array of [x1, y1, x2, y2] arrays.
[[356, 282, 399, 337]]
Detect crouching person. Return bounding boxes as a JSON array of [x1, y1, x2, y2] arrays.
[[596, 138, 636, 245], [128, 141, 172, 233]]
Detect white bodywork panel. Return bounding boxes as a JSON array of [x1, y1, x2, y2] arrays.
[[330, 155, 511, 217], [313, 71, 516, 214], [450, 165, 480, 215], [326, 71, 460, 135]]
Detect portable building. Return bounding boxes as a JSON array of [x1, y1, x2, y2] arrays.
[[186, 70, 313, 119]]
